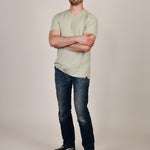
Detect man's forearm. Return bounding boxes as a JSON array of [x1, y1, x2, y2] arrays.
[[50, 35, 78, 48], [65, 43, 91, 52]]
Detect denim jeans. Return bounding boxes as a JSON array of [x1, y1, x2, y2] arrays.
[[54, 66, 95, 150]]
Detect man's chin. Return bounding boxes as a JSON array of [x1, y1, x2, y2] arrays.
[[71, 3, 79, 6], [70, 0, 82, 6]]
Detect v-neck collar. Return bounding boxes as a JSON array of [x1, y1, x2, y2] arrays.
[[68, 9, 86, 17]]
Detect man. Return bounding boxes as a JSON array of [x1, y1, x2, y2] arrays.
[[49, 0, 98, 150]]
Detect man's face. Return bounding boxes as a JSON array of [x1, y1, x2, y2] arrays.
[[69, 0, 83, 6]]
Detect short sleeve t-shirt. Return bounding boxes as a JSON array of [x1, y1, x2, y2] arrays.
[[50, 9, 98, 79]]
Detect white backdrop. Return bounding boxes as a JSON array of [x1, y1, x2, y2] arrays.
[[0, 0, 150, 150]]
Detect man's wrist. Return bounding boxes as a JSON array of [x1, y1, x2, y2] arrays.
[[74, 36, 81, 43]]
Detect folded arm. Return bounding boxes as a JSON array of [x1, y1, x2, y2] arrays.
[[65, 34, 96, 52], [65, 43, 91, 52], [49, 30, 96, 52]]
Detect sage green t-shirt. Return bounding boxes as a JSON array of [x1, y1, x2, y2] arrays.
[[50, 9, 98, 79]]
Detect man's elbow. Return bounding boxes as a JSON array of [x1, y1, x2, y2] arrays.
[[49, 39, 58, 48], [49, 39, 54, 47]]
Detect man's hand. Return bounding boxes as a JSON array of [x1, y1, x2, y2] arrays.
[[76, 33, 96, 48], [66, 34, 96, 52]]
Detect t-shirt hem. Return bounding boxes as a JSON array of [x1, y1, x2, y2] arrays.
[[54, 65, 90, 79]]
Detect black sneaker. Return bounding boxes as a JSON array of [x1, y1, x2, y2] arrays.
[[54, 145, 75, 150]]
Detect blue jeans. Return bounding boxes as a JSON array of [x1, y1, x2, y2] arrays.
[[54, 66, 95, 150]]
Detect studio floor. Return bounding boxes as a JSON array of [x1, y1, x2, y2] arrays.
[[0, 124, 150, 150]]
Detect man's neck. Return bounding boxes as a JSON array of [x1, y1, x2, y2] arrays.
[[70, 3, 84, 16]]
